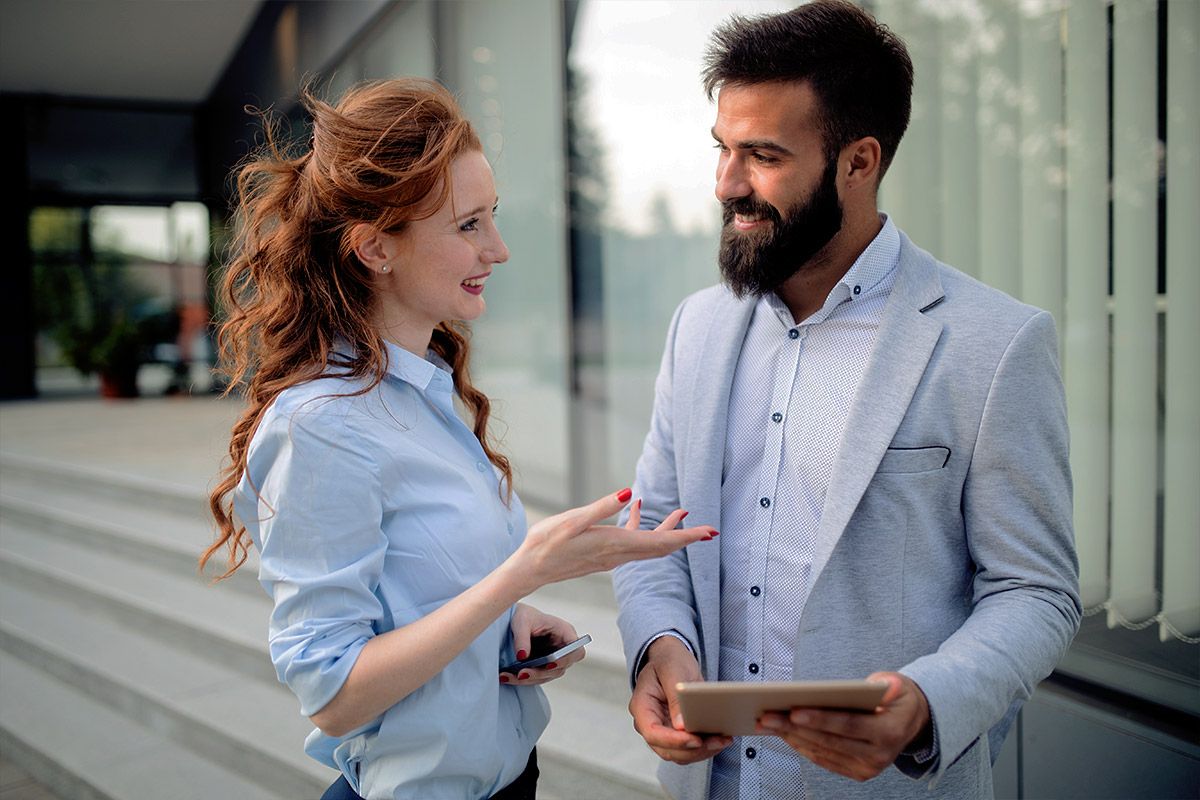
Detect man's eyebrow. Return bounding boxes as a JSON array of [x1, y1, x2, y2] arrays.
[[710, 128, 793, 156]]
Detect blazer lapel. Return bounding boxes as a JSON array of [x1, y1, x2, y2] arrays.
[[682, 289, 754, 675], [807, 237, 946, 589]]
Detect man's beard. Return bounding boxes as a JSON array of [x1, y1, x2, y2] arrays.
[[718, 157, 843, 298]]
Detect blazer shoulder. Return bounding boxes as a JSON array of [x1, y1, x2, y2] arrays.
[[899, 236, 1048, 333]]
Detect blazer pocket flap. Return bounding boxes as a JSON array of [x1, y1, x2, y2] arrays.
[[877, 446, 950, 474]]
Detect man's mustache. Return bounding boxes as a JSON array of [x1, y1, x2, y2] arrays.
[[721, 197, 782, 226]]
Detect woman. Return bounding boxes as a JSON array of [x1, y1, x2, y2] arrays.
[[200, 78, 716, 800]]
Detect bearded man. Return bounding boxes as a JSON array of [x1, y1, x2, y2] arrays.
[[612, 2, 1081, 799]]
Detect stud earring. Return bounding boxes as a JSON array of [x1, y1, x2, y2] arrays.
[[381, 264, 390, 274]]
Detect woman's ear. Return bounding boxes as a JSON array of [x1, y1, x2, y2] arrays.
[[351, 223, 392, 273]]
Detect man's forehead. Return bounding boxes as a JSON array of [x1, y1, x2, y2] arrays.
[[713, 81, 820, 141]]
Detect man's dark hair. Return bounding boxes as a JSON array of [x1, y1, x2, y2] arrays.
[[702, 0, 913, 176]]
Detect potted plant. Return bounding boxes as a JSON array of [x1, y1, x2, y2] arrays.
[[56, 313, 148, 398]]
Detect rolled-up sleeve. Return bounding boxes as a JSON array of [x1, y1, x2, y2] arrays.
[[247, 403, 386, 716]]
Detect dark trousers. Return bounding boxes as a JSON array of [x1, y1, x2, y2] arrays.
[[320, 748, 539, 800]]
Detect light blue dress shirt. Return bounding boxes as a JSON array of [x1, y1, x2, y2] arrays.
[[234, 341, 548, 799], [710, 215, 900, 799]]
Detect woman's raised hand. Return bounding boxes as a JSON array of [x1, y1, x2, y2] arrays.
[[509, 489, 717, 593]]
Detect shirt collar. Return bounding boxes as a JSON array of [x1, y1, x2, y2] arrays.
[[382, 339, 454, 393], [764, 213, 900, 327]]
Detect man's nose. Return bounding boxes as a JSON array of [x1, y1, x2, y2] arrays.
[[715, 155, 751, 204]]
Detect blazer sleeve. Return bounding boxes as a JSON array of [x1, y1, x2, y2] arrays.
[[613, 298, 702, 686], [900, 310, 1082, 780]]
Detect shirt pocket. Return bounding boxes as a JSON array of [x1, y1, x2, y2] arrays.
[[876, 446, 951, 474]]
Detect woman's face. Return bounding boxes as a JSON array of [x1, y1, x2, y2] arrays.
[[374, 150, 509, 348]]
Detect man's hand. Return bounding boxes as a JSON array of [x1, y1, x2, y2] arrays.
[[629, 636, 733, 764], [755, 672, 933, 782]]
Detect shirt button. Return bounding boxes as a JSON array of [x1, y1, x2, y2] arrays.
[[746, 747, 757, 759], [475, 461, 488, 472], [750, 586, 761, 597], [771, 412, 783, 423], [507, 523, 515, 535], [788, 329, 800, 340], [748, 663, 759, 674], [853, 284, 862, 295], [759, 497, 771, 508]]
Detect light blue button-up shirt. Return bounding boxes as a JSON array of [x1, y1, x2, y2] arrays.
[[235, 341, 548, 799], [712, 216, 901, 799]]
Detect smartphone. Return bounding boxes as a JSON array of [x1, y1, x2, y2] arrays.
[[499, 634, 591, 673]]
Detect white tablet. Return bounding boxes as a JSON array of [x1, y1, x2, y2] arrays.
[[674, 680, 889, 736]]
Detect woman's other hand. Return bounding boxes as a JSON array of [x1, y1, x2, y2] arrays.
[[499, 604, 583, 686], [508, 489, 717, 593]]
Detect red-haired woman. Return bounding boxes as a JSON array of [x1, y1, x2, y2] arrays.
[[201, 79, 715, 800]]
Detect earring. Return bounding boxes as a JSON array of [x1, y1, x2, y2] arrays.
[[380, 264, 390, 274]]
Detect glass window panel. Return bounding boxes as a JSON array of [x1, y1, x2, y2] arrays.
[[567, 0, 791, 497]]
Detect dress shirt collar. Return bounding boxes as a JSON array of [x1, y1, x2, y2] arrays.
[[382, 339, 454, 394], [764, 213, 900, 327], [329, 338, 454, 394]]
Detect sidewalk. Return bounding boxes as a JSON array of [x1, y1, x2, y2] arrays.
[[0, 395, 243, 492]]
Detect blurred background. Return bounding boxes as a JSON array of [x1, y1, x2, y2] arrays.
[[0, 1, 1196, 798]]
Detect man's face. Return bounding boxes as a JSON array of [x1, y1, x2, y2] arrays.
[[712, 82, 844, 297]]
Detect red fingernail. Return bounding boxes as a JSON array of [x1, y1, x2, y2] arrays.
[[517, 650, 528, 660], [680, 511, 689, 519], [519, 672, 530, 680], [500, 675, 510, 683], [545, 662, 558, 670], [710, 529, 719, 536], [617, 488, 632, 503], [636, 499, 642, 510]]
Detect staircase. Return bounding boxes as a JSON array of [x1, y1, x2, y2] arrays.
[[0, 405, 663, 800]]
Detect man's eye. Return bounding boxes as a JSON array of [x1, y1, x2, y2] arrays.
[[752, 152, 777, 164]]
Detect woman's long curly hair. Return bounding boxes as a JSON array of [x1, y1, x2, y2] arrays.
[[201, 78, 512, 580]]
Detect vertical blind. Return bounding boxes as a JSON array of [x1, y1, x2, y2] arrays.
[[875, 0, 1199, 644]]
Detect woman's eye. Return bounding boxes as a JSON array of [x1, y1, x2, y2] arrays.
[[460, 218, 480, 232]]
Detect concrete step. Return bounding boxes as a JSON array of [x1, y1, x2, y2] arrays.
[[0, 652, 290, 800], [0, 492, 263, 598], [0, 575, 335, 797], [0, 453, 207, 520], [0, 522, 273, 684]]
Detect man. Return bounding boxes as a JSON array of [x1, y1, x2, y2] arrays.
[[612, 2, 1081, 798]]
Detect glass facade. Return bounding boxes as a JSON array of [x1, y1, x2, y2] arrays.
[[30, 202, 213, 395], [868, 0, 1199, 717]]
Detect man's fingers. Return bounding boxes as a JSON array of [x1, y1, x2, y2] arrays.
[[866, 671, 905, 705], [786, 708, 875, 742]]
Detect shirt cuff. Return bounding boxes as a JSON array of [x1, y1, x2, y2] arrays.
[[895, 705, 940, 779], [634, 630, 696, 679]]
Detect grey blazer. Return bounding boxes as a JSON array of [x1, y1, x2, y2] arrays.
[[613, 232, 1081, 800]]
